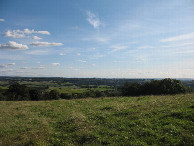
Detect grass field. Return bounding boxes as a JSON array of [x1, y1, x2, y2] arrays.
[[0, 94, 194, 145]]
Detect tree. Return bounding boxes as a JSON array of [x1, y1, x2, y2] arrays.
[[29, 89, 42, 101], [159, 78, 187, 94], [121, 78, 188, 96], [121, 82, 141, 96], [6, 83, 29, 100], [48, 90, 60, 100]]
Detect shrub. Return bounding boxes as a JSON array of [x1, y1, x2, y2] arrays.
[[0, 93, 6, 101], [42, 91, 50, 100], [60, 93, 72, 100], [104, 90, 121, 97]]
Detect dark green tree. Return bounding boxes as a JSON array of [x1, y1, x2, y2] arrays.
[[6, 83, 29, 100], [29, 89, 42, 101], [60, 93, 72, 99], [121, 78, 188, 96], [121, 82, 141, 96], [48, 90, 60, 100]]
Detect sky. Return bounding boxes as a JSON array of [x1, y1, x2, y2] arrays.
[[0, 0, 194, 78]]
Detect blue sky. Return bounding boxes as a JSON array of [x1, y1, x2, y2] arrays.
[[0, 0, 194, 78]]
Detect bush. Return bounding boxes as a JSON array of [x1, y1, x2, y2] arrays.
[[0, 93, 6, 101], [104, 90, 121, 97], [60, 93, 72, 100], [84, 90, 105, 98], [42, 91, 50, 100]]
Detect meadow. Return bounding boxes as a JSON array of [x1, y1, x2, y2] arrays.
[[0, 94, 193, 145]]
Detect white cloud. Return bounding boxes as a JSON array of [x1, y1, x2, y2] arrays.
[[36, 31, 50, 35], [95, 37, 109, 43], [0, 41, 28, 50], [135, 56, 147, 62], [7, 63, 16, 66], [26, 50, 48, 55], [113, 60, 127, 63], [0, 63, 16, 68], [4, 30, 25, 38], [78, 60, 86, 63], [160, 32, 194, 42], [32, 36, 42, 40], [59, 53, 66, 56], [51, 63, 60, 66], [20, 67, 28, 69], [161, 42, 194, 48], [30, 41, 63, 47], [82, 37, 109, 43], [0, 64, 7, 68], [21, 28, 50, 35], [175, 51, 194, 54], [91, 53, 105, 59], [0, 19, 4, 21], [111, 45, 128, 52], [86, 11, 102, 29], [4, 28, 50, 38], [32, 66, 46, 69], [23, 28, 34, 34], [76, 53, 81, 56]]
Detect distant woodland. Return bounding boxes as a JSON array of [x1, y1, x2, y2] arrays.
[[0, 78, 192, 101]]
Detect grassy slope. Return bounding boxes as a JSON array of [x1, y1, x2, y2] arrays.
[[0, 94, 193, 145]]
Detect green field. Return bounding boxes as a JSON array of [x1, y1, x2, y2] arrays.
[[0, 94, 194, 145]]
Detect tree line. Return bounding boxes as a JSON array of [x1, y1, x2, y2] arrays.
[[121, 78, 191, 96], [0, 82, 120, 101], [0, 79, 191, 101]]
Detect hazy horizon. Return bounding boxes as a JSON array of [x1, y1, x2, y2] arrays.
[[0, 0, 194, 78]]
